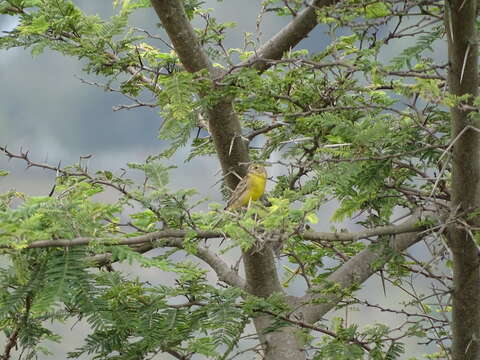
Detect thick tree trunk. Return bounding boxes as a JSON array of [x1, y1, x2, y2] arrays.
[[150, 2, 306, 359], [445, 1, 480, 359], [244, 248, 305, 359]]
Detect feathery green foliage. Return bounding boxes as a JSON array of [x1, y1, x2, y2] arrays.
[[0, 0, 456, 358]]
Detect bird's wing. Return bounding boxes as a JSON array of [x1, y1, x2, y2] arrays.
[[226, 176, 249, 210]]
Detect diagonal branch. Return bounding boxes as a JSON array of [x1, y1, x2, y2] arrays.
[[161, 237, 247, 290], [150, 0, 249, 189], [294, 210, 434, 324], [257, 308, 371, 353], [89, 240, 249, 290], [150, 0, 211, 74], [244, 0, 339, 72], [1, 293, 32, 360]]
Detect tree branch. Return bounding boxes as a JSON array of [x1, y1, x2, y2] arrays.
[[0, 215, 430, 311], [0, 216, 429, 252], [244, 0, 339, 72], [0, 229, 219, 249], [295, 210, 434, 324], [1, 327, 19, 360], [302, 219, 426, 242], [150, 0, 250, 188], [257, 309, 371, 353], [1, 293, 32, 360], [162, 237, 247, 290], [1, 230, 245, 289], [150, 0, 211, 73]]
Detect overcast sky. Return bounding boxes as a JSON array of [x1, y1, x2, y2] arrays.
[[0, 0, 333, 199]]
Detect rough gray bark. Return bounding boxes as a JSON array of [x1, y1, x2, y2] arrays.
[[445, 1, 480, 359]]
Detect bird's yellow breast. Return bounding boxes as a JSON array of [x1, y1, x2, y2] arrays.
[[244, 172, 266, 203]]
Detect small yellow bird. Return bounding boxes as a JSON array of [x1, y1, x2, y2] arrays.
[[225, 164, 267, 211]]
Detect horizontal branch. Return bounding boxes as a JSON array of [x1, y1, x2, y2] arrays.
[[0, 211, 431, 294], [1, 228, 245, 288], [0, 218, 428, 251], [0, 229, 220, 249], [0, 213, 430, 293], [224, 57, 445, 81], [302, 218, 426, 242]]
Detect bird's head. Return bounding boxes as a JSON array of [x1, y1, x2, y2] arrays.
[[247, 163, 267, 177]]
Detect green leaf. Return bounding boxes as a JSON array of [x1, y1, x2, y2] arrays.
[[365, 2, 390, 18], [19, 15, 50, 35], [306, 213, 318, 224]]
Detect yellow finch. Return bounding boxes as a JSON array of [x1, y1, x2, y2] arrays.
[[225, 164, 267, 211]]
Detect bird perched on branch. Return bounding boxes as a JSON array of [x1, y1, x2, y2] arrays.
[[225, 164, 267, 211]]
